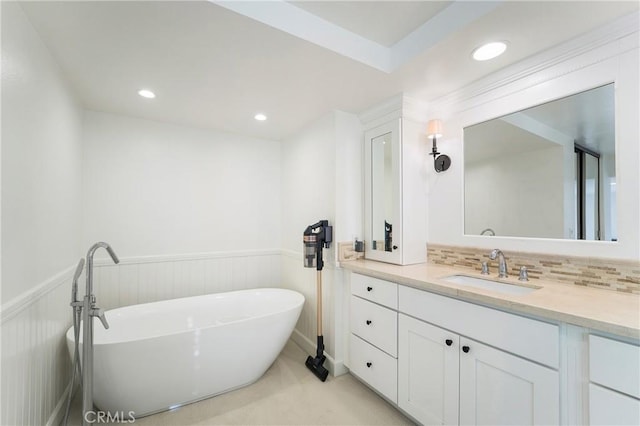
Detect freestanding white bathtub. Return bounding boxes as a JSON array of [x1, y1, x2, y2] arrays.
[[66, 288, 304, 417]]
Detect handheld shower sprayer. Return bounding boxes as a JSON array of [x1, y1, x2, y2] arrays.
[[71, 258, 85, 304], [302, 220, 332, 271]]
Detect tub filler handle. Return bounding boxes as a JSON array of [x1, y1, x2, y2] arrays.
[[91, 307, 109, 329]]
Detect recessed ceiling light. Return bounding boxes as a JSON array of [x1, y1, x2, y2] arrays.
[[254, 113, 267, 121], [472, 41, 507, 61], [138, 89, 156, 99]]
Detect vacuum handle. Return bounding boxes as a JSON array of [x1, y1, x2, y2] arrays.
[[316, 270, 323, 336]]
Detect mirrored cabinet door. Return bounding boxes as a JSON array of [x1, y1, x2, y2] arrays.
[[364, 119, 403, 264]]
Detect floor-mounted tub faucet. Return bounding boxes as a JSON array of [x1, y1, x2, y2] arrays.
[[82, 242, 119, 426], [489, 248, 508, 278]]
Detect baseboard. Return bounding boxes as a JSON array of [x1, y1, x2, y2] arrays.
[[46, 380, 73, 426], [291, 329, 349, 377]]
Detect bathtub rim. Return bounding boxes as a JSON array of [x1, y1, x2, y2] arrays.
[[66, 287, 304, 346]]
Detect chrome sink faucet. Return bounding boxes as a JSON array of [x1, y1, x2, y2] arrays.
[[489, 249, 508, 278]]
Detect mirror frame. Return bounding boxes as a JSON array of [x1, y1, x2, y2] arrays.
[[462, 83, 616, 242], [428, 50, 639, 261]]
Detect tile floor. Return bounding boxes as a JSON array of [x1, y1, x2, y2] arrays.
[[65, 340, 413, 425]]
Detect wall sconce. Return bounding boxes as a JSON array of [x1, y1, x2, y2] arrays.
[[427, 119, 451, 173]]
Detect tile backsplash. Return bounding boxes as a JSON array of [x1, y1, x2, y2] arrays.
[[338, 241, 364, 262], [427, 244, 640, 294], [337, 241, 639, 294]]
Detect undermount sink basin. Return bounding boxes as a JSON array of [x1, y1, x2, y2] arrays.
[[442, 274, 540, 295]]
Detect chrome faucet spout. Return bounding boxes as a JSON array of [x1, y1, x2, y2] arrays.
[[85, 242, 119, 296], [489, 248, 508, 278], [480, 228, 495, 236]]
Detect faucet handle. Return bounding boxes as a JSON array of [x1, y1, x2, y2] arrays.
[[519, 266, 529, 282], [481, 261, 490, 275], [91, 308, 110, 329]]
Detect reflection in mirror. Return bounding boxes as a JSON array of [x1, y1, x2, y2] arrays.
[[371, 132, 393, 251], [464, 83, 616, 241]]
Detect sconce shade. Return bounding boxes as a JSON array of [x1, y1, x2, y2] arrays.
[[427, 119, 443, 138]]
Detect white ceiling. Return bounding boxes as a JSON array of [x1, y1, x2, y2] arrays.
[[17, 1, 639, 141], [289, 1, 452, 47]]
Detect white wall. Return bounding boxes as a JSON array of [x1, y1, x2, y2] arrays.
[[281, 112, 337, 366], [280, 110, 362, 374], [427, 20, 639, 261], [1, 2, 83, 303], [1, 3, 83, 425], [82, 111, 282, 257], [334, 111, 364, 245]]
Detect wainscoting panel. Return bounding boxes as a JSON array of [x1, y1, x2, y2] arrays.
[[92, 250, 282, 310], [1, 267, 73, 426]]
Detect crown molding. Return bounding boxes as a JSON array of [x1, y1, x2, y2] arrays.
[[430, 11, 639, 113], [358, 93, 429, 129]]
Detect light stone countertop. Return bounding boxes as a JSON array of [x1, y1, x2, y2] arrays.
[[341, 259, 640, 340]]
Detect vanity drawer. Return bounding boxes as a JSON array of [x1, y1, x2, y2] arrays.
[[399, 285, 559, 368], [350, 333, 398, 404], [351, 273, 398, 309], [589, 335, 640, 398], [350, 295, 397, 357]]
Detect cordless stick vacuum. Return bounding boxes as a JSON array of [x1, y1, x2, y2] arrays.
[[303, 220, 333, 382]]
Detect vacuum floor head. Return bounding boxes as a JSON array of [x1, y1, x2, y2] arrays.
[[305, 355, 329, 382]]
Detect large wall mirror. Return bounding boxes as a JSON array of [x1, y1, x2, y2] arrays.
[[463, 83, 616, 241]]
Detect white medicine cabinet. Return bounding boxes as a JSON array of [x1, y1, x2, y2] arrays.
[[363, 105, 427, 265]]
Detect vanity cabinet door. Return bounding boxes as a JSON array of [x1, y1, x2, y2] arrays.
[[588, 335, 640, 425], [459, 337, 559, 426], [589, 383, 640, 425], [398, 314, 459, 425]]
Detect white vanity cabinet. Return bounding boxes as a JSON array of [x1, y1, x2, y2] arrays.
[[348, 272, 561, 425], [398, 285, 560, 426], [588, 335, 640, 425], [397, 314, 560, 426], [348, 273, 399, 403], [363, 117, 426, 265]]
